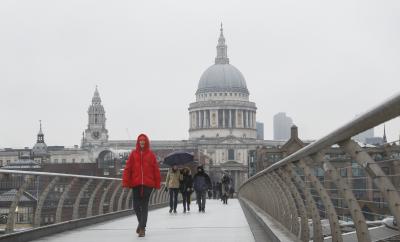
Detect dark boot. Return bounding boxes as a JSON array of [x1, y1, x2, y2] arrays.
[[138, 228, 145, 237], [136, 225, 140, 234]]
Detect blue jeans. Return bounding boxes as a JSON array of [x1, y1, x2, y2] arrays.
[[182, 191, 191, 210], [169, 188, 179, 211]]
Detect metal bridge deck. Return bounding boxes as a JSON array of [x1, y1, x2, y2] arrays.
[[31, 199, 255, 242]]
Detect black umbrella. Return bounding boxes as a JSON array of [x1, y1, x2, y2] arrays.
[[163, 151, 194, 166]]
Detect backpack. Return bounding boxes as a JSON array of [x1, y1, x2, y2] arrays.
[[194, 175, 208, 192]]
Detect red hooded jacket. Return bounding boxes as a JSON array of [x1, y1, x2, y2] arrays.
[[122, 134, 161, 189]]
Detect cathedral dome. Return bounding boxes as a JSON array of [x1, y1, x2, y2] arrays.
[[196, 24, 248, 95], [197, 64, 248, 94]]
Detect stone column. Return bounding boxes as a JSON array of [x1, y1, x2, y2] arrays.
[[229, 110, 232, 128], [196, 111, 200, 129], [222, 109, 225, 128], [246, 111, 249, 128], [250, 111, 254, 128], [242, 110, 246, 128], [203, 110, 206, 128], [252, 112, 254, 128], [207, 110, 210, 127], [243, 110, 247, 128], [253, 112, 256, 128], [189, 112, 191, 128]]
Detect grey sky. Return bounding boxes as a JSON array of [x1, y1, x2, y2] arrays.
[[1, 0, 399, 148]]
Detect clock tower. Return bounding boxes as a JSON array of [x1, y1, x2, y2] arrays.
[[82, 86, 109, 148]]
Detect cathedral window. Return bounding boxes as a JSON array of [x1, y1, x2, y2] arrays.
[[228, 149, 235, 160]]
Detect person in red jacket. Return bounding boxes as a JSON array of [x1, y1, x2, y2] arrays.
[[122, 133, 161, 237]]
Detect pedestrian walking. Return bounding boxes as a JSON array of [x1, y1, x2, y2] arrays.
[[122, 134, 161, 238], [217, 182, 222, 200], [179, 167, 193, 213], [165, 164, 181, 213], [221, 174, 230, 204], [229, 186, 235, 198], [193, 165, 211, 213]]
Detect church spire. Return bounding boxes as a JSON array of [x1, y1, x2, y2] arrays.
[[37, 120, 45, 143], [92, 85, 102, 105], [215, 23, 229, 64]]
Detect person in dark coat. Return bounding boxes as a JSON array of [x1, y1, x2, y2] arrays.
[[217, 182, 222, 200], [221, 174, 230, 204], [179, 167, 193, 213], [229, 186, 235, 198], [193, 165, 211, 213], [212, 182, 217, 199]]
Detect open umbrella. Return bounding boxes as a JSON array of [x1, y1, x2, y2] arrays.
[[163, 151, 194, 166]]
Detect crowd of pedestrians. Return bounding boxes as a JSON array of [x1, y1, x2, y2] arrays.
[[122, 134, 235, 238], [165, 165, 235, 214]]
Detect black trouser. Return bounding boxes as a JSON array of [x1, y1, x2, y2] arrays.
[[169, 188, 179, 211], [222, 193, 228, 204], [132, 186, 153, 229], [196, 191, 206, 210], [182, 191, 191, 210]]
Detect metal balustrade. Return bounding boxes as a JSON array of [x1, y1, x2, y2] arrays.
[[0, 170, 169, 236], [238, 93, 400, 242]]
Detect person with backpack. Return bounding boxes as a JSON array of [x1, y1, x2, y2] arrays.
[[193, 165, 211, 213]]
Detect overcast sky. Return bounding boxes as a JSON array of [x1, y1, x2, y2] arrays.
[[1, 1, 399, 148]]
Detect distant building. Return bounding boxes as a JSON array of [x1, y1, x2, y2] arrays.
[[354, 124, 387, 146], [0, 25, 287, 190], [354, 128, 374, 143], [256, 122, 264, 140], [365, 137, 384, 146], [273, 112, 293, 140], [256, 125, 400, 222]]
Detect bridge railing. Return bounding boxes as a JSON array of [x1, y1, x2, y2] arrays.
[[0, 170, 169, 236], [239, 92, 400, 242]]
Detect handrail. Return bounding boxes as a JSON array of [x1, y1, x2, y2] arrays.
[[0, 168, 169, 237], [247, 92, 400, 183], [0, 169, 121, 180], [239, 92, 400, 242]]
